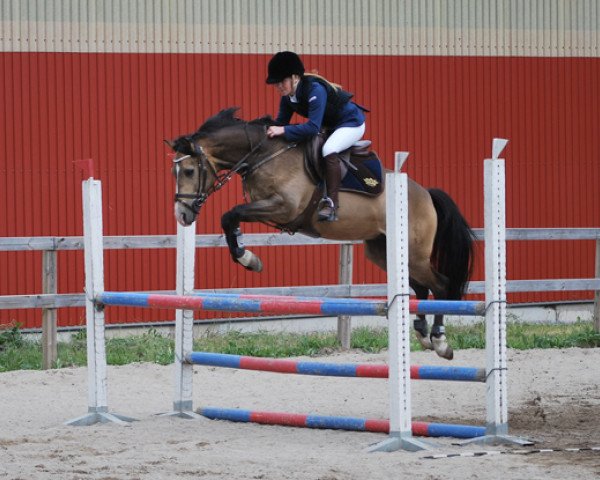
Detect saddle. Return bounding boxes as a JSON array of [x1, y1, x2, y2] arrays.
[[303, 133, 384, 197], [277, 134, 384, 237]]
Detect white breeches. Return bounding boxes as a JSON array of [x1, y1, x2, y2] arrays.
[[322, 123, 366, 157]]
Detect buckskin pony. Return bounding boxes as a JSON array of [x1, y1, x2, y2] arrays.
[[166, 108, 474, 360]]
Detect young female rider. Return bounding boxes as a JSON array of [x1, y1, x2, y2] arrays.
[[265, 51, 367, 222]]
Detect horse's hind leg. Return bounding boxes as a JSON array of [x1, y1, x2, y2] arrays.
[[365, 235, 453, 359], [363, 235, 387, 271], [428, 268, 457, 360], [410, 281, 433, 351], [410, 262, 454, 360], [431, 313, 451, 358]]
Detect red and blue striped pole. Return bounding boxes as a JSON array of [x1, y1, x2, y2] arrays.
[[198, 406, 486, 439], [186, 351, 486, 382], [96, 291, 486, 317]]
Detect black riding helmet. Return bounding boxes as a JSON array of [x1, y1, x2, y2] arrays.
[[265, 51, 305, 84]]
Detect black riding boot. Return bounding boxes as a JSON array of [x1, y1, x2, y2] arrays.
[[318, 153, 342, 222]]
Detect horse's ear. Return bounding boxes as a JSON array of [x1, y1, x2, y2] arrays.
[[164, 139, 175, 149], [185, 137, 196, 152]]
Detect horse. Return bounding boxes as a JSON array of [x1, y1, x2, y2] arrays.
[[166, 107, 474, 360]]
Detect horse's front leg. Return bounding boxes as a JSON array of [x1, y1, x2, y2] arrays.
[[221, 208, 263, 272], [220, 196, 288, 273]]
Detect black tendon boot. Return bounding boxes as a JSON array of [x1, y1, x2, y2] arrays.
[[318, 153, 342, 221]]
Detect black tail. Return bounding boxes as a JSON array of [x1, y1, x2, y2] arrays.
[[428, 188, 475, 300]]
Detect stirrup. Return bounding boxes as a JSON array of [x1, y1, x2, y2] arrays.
[[317, 197, 338, 222]]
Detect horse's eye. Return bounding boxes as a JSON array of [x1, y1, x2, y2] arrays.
[[183, 168, 195, 178]]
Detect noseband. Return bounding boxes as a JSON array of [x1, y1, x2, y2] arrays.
[[173, 143, 218, 215]]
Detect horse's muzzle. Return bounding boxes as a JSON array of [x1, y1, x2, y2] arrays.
[[174, 200, 199, 226]]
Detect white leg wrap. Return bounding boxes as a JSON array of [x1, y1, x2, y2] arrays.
[[432, 335, 454, 360], [236, 250, 254, 267], [415, 331, 434, 350]]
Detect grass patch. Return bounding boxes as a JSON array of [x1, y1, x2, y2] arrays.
[[52, 328, 176, 368], [0, 321, 598, 373], [442, 321, 600, 350], [506, 321, 600, 349], [194, 330, 341, 357], [0, 324, 23, 350]]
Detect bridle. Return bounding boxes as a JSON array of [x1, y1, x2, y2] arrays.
[[172, 141, 228, 215], [173, 125, 297, 215]]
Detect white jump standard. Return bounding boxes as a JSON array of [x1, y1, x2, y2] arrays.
[[65, 179, 136, 426]]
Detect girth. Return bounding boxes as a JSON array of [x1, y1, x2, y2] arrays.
[[276, 185, 324, 237]]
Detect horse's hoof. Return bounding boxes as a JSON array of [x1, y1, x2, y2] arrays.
[[236, 250, 263, 272], [432, 335, 454, 360], [415, 331, 433, 351], [247, 256, 263, 272]]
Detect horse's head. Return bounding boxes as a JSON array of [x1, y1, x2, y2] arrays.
[[166, 108, 279, 226], [165, 135, 218, 226]]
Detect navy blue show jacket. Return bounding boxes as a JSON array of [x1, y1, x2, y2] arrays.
[[275, 76, 366, 142]]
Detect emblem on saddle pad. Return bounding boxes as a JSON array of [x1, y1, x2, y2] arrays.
[[363, 177, 379, 187]]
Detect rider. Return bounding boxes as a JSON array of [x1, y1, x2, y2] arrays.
[[265, 51, 367, 222]]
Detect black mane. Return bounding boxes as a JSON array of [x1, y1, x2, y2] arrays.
[[171, 108, 277, 155], [249, 115, 278, 126], [170, 107, 240, 154], [197, 107, 244, 135]]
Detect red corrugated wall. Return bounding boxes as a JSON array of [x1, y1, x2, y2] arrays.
[[1, 52, 599, 328]]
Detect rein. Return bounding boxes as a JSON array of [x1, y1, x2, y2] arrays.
[[244, 142, 297, 177], [173, 125, 297, 214]]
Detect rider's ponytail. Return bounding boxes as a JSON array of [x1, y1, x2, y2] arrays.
[[304, 72, 343, 92]]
